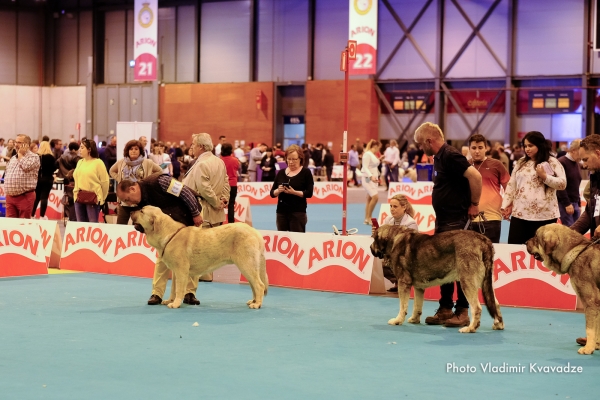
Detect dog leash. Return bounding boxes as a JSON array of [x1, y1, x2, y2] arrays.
[[159, 226, 186, 258], [463, 211, 487, 231]]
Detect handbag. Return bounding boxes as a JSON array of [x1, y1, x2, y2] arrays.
[[76, 189, 98, 205]]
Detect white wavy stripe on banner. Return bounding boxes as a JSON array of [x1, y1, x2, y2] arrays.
[[492, 244, 576, 295], [61, 222, 157, 262], [0, 225, 47, 262], [237, 182, 274, 200], [493, 267, 576, 295], [260, 230, 374, 280], [387, 182, 434, 201], [312, 182, 343, 200]]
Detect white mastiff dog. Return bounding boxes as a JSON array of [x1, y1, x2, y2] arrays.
[[131, 206, 268, 309]]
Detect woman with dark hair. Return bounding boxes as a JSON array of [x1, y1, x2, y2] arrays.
[[260, 147, 277, 182], [110, 139, 162, 224], [73, 138, 110, 222], [270, 144, 314, 232], [501, 131, 566, 244], [221, 143, 240, 223]]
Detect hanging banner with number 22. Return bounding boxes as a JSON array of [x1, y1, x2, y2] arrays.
[[348, 0, 378, 76]]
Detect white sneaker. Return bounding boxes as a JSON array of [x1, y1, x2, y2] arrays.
[[40, 216, 48, 220]]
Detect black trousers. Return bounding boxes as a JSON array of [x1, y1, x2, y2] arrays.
[[276, 212, 307, 233], [32, 177, 54, 217], [507, 216, 556, 245], [468, 220, 502, 244], [436, 218, 470, 310], [228, 186, 238, 223]]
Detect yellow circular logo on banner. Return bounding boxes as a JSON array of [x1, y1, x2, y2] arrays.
[[138, 3, 154, 28], [354, 0, 372, 15]]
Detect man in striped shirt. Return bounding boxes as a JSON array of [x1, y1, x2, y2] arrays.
[[4, 134, 41, 219]]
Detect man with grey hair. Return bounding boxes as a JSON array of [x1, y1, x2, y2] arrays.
[[248, 143, 266, 182], [557, 139, 582, 227], [184, 132, 230, 282], [4, 134, 41, 218]]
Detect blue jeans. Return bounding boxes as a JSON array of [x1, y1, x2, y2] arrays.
[[385, 165, 399, 188], [75, 202, 101, 223], [558, 202, 580, 227]]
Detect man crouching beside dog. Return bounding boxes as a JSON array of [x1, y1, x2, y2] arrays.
[[116, 174, 204, 306]]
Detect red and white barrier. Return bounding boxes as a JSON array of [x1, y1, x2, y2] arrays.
[[60, 222, 157, 278], [31, 189, 64, 220], [0, 218, 62, 268], [0, 224, 48, 278], [387, 182, 433, 204], [241, 230, 375, 295], [224, 196, 252, 225], [237, 182, 346, 204]]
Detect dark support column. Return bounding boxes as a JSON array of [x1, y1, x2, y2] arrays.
[[505, 0, 517, 145], [582, 0, 593, 137], [434, 0, 445, 131], [250, 0, 258, 82], [307, 0, 315, 80]]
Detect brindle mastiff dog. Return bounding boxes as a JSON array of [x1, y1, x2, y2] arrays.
[[131, 206, 268, 309], [371, 225, 504, 333], [526, 223, 600, 355]]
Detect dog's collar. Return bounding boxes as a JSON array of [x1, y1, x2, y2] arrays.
[[560, 241, 597, 273], [159, 226, 186, 259]]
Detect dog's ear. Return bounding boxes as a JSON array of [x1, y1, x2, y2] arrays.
[[146, 215, 155, 233], [542, 229, 558, 255]]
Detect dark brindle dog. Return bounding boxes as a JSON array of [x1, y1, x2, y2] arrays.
[[371, 225, 504, 333]]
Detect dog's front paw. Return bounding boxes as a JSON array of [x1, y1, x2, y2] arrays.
[[407, 316, 421, 324], [459, 326, 477, 333], [493, 321, 505, 330], [246, 299, 255, 305], [578, 346, 595, 355], [162, 299, 174, 305], [248, 302, 262, 309], [167, 299, 182, 309], [388, 317, 403, 326]]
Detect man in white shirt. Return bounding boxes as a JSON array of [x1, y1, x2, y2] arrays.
[[234, 145, 245, 160], [214, 135, 226, 157], [383, 140, 401, 189]]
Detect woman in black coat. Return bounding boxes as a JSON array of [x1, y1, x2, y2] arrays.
[[260, 147, 277, 181], [32, 141, 57, 219]]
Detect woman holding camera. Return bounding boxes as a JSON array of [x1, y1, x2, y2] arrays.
[[73, 139, 110, 223], [270, 144, 314, 232]]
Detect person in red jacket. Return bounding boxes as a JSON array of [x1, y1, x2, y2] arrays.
[[220, 143, 240, 223]]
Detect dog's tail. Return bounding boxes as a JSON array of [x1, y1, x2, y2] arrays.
[[481, 241, 501, 322]]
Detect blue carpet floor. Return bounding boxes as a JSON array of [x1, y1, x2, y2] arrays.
[[0, 273, 597, 399]]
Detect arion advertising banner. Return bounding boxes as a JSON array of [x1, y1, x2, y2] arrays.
[[349, 0, 378, 75], [134, 0, 158, 81]]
